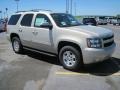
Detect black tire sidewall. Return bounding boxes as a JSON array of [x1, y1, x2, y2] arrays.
[[12, 37, 23, 53], [59, 46, 83, 71]]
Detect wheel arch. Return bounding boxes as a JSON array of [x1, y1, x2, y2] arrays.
[[57, 41, 82, 55], [10, 33, 20, 41]]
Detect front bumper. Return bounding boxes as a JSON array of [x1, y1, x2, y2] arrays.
[[82, 43, 116, 64]]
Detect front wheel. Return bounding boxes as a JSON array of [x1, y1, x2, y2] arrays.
[[59, 46, 83, 71], [12, 37, 23, 54]]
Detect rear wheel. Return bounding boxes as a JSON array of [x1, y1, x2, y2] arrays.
[[59, 46, 83, 71], [12, 37, 23, 54]]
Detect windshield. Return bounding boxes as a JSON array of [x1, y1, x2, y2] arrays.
[[51, 13, 81, 27]]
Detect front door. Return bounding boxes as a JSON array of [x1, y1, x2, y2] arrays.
[[32, 14, 55, 53]]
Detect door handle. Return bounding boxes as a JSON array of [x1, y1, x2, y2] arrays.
[[32, 31, 38, 35], [18, 29, 22, 32]]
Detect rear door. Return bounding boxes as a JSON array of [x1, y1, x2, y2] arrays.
[[19, 14, 34, 47]]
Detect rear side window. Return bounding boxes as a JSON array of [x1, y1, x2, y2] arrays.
[[21, 14, 33, 26], [8, 14, 21, 25]]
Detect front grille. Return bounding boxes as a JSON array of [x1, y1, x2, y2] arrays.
[[103, 35, 114, 40], [103, 35, 114, 47], [104, 40, 114, 47]]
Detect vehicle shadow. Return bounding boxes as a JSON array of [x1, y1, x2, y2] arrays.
[[24, 50, 61, 66], [84, 57, 120, 76], [24, 50, 120, 76]]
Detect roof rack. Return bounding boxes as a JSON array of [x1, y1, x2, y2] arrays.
[[30, 9, 52, 12], [16, 9, 52, 13], [16, 11, 27, 13]]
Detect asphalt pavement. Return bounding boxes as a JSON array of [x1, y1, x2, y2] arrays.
[[0, 24, 120, 90]]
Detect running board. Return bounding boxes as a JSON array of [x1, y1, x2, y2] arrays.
[[23, 47, 56, 57]]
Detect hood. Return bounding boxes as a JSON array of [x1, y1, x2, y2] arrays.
[[66, 25, 113, 38]]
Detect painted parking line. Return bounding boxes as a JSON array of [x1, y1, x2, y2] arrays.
[[55, 72, 120, 76], [55, 72, 89, 76], [112, 73, 120, 76]]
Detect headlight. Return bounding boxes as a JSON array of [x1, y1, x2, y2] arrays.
[[87, 38, 102, 48]]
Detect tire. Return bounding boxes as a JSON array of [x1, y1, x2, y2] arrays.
[[12, 37, 23, 54], [59, 46, 83, 71]]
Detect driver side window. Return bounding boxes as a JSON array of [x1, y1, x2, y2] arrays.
[[34, 14, 51, 28]]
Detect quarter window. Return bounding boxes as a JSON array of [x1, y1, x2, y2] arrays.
[[34, 14, 51, 28], [8, 14, 21, 25], [21, 14, 33, 26]]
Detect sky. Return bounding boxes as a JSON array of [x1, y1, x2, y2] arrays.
[[0, 0, 120, 17]]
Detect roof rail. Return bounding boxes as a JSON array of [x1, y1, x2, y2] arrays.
[[16, 11, 27, 13], [30, 9, 52, 12], [16, 9, 52, 13]]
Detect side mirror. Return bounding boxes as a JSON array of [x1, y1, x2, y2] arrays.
[[40, 22, 53, 30]]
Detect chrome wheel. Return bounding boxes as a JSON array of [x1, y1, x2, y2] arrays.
[[13, 40, 20, 52], [63, 51, 76, 67]]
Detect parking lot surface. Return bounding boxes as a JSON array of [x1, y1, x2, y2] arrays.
[[0, 24, 120, 90]]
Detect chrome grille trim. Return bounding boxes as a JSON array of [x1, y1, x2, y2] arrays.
[[102, 35, 114, 47]]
